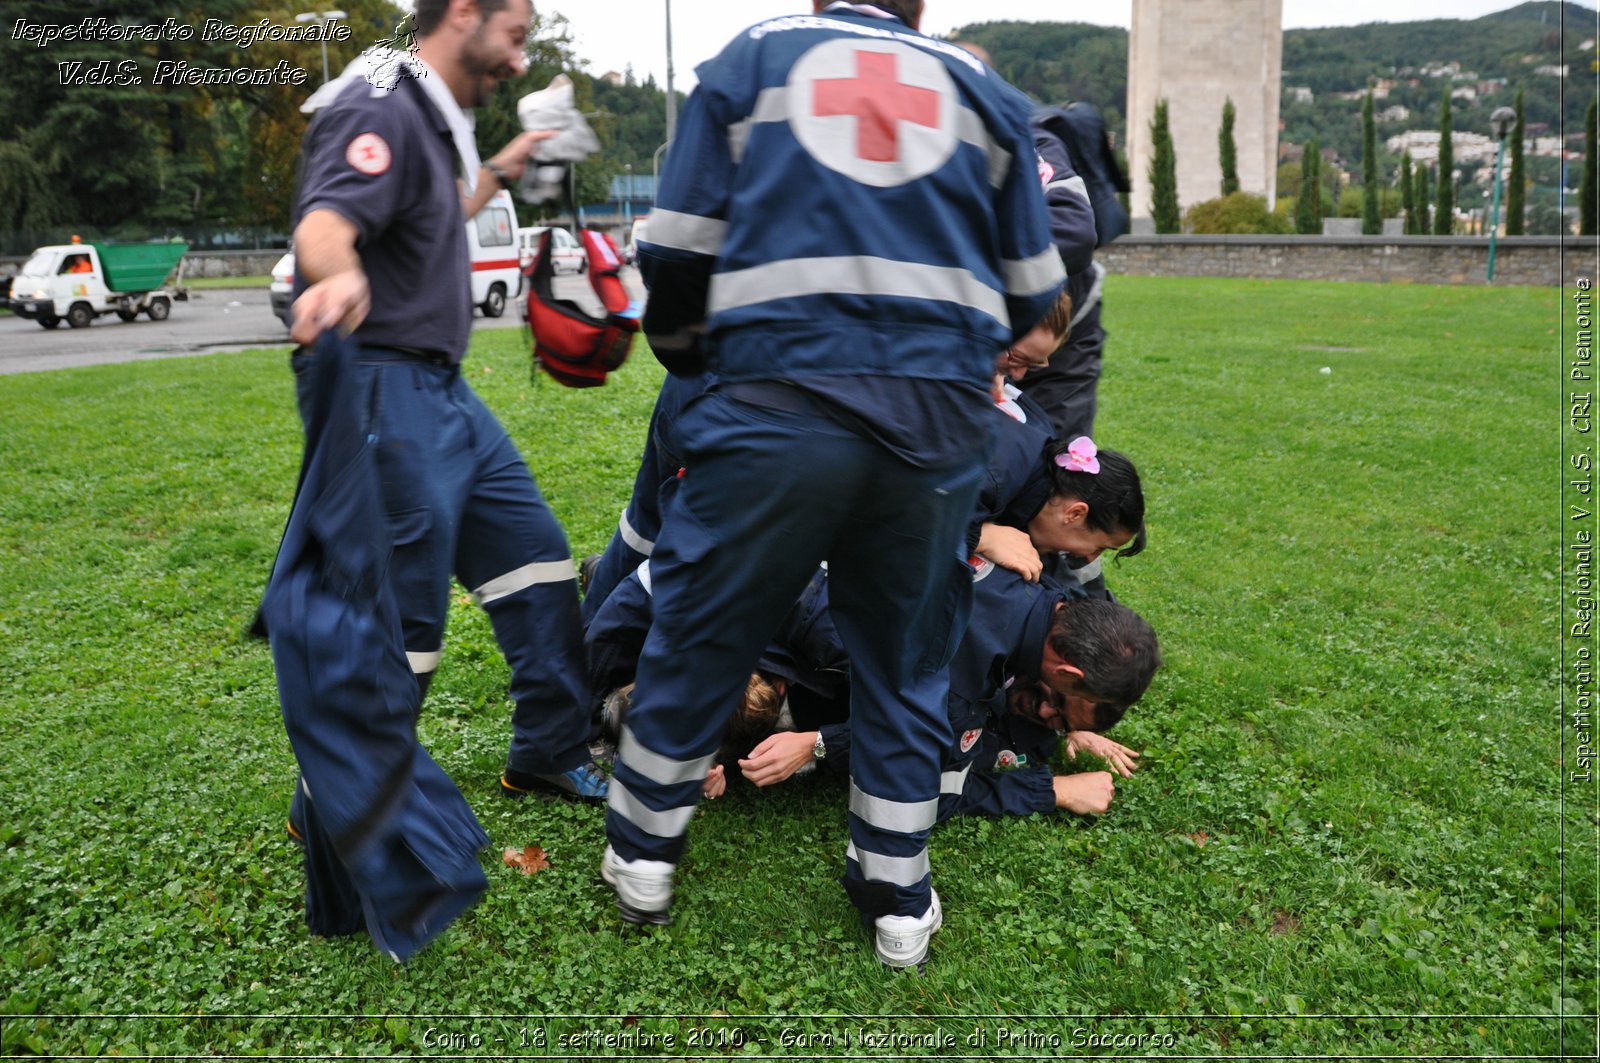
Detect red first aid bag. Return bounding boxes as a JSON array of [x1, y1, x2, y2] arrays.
[[522, 228, 639, 387]]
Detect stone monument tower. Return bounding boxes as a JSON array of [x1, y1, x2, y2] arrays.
[[1127, 0, 1283, 224]]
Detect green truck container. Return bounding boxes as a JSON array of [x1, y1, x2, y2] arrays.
[[95, 242, 188, 292]]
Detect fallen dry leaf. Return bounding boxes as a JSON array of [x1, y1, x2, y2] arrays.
[[502, 846, 551, 875], [1271, 908, 1301, 935], [1188, 831, 1209, 848]]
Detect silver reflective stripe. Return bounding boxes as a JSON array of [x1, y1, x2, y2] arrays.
[[472, 559, 576, 605], [406, 648, 442, 673], [953, 107, 1010, 188], [618, 509, 655, 555], [711, 256, 1008, 325], [607, 779, 696, 839], [849, 781, 937, 833], [1002, 246, 1066, 297], [728, 86, 789, 164], [1070, 556, 1103, 584], [846, 842, 930, 887], [1047, 173, 1091, 204], [619, 724, 715, 787], [1069, 261, 1106, 328], [637, 560, 653, 596], [940, 763, 972, 795], [641, 209, 727, 256]]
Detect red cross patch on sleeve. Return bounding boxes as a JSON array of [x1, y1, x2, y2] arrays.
[[346, 132, 392, 176]]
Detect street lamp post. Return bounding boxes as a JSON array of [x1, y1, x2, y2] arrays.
[[1487, 105, 1516, 282], [664, 0, 677, 142], [294, 9, 348, 86]]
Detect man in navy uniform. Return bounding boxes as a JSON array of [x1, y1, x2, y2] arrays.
[[602, 0, 1065, 969], [265, 0, 602, 959]]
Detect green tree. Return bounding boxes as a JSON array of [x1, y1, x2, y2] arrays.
[[1434, 90, 1454, 234], [1505, 86, 1526, 235], [1219, 97, 1239, 197], [1400, 152, 1415, 234], [1583, 98, 1597, 237], [1414, 163, 1432, 235], [1295, 139, 1322, 234], [1149, 98, 1180, 233], [1361, 91, 1381, 235]]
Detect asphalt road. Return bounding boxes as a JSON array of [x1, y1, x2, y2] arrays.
[[0, 269, 644, 376]]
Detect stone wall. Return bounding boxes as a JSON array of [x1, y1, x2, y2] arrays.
[[1095, 235, 1589, 288]]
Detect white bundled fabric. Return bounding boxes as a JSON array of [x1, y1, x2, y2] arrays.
[[515, 74, 600, 204]]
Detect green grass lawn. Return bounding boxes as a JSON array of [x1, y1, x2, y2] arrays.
[[0, 276, 1586, 1057], [184, 275, 273, 290]]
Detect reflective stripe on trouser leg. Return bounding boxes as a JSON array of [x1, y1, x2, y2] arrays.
[[579, 525, 648, 627], [451, 381, 594, 776], [826, 458, 985, 918], [605, 395, 861, 865]]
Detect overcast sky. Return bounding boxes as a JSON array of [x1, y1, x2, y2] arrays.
[[545, 0, 1598, 91]]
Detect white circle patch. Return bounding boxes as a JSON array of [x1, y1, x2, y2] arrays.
[[787, 39, 957, 188], [345, 132, 392, 176]]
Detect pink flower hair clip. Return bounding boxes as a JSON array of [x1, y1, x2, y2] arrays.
[[1055, 436, 1100, 475]]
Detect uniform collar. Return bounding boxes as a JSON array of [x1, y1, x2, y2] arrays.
[[405, 55, 484, 194], [820, 2, 907, 25]]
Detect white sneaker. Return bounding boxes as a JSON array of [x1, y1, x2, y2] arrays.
[[601, 845, 674, 925], [874, 889, 942, 968]]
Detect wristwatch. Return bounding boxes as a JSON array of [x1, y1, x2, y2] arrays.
[[484, 161, 510, 189], [812, 733, 827, 760]]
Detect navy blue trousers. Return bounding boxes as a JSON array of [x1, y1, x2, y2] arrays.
[[605, 390, 983, 918], [264, 334, 490, 960], [580, 371, 709, 627], [295, 352, 591, 776]]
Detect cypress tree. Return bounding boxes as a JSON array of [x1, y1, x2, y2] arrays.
[[1414, 163, 1431, 235], [1434, 90, 1454, 234], [1505, 86, 1526, 236], [1296, 139, 1322, 234], [1400, 152, 1415, 234], [1219, 97, 1240, 197], [1583, 98, 1597, 236], [1362, 91, 1382, 235], [1150, 99, 1181, 233]]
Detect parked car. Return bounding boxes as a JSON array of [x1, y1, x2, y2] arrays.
[[269, 251, 294, 326], [517, 225, 587, 275]]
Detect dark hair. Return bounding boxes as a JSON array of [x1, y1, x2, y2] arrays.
[[870, 1, 924, 27], [413, 0, 515, 38], [1087, 701, 1128, 733], [1042, 440, 1147, 560], [1048, 598, 1160, 707]]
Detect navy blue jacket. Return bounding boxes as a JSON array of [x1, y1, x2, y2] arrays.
[[638, 6, 1064, 383]]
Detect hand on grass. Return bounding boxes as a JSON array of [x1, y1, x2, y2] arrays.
[[703, 763, 726, 799], [1053, 771, 1115, 815], [1066, 731, 1141, 778]]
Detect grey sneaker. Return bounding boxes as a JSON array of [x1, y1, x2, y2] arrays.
[[874, 889, 942, 969], [601, 844, 674, 925]]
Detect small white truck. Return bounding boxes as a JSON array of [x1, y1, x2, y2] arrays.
[[10, 240, 189, 329]]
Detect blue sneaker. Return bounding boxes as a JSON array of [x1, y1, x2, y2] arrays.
[[501, 761, 609, 802]]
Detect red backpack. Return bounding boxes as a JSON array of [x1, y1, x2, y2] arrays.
[[522, 227, 639, 387]]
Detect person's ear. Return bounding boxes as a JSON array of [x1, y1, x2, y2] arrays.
[[1061, 500, 1089, 526]]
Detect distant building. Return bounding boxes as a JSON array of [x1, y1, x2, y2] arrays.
[[1420, 60, 1460, 78], [1534, 65, 1569, 77], [1128, 0, 1282, 220], [1581, 38, 1596, 52], [1378, 105, 1411, 123], [1450, 85, 1478, 102], [1385, 129, 1498, 165], [1287, 85, 1314, 104]]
